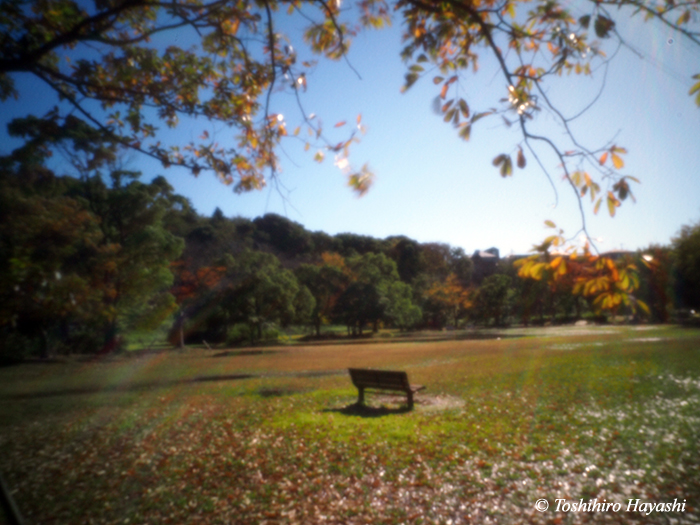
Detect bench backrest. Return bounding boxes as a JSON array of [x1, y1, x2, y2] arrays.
[[348, 368, 411, 391]]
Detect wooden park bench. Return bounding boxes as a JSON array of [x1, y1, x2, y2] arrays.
[[348, 368, 425, 409]]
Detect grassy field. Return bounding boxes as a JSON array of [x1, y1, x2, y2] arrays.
[[1, 325, 699, 524]]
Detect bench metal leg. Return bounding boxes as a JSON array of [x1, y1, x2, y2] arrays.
[[357, 387, 365, 405], [407, 391, 414, 410]]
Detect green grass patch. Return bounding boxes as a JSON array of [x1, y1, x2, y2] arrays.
[[1, 325, 699, 524]]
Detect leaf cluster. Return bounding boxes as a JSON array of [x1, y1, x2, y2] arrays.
[[515, 221, 650, 316]]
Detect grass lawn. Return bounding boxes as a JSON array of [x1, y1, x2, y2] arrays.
[[1, 325, 699, 524]]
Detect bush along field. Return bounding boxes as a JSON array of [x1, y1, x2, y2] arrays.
[[0, 325, 699, 524]]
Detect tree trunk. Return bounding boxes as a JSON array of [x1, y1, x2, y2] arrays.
[[178, 312, 185, 349], [103, 320, 119, 354], [39, 328, 51, 359]]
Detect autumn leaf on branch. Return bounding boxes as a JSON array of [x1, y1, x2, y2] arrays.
[[395, 0, 698, 246], [0, 0, 698, 229], [515, 222, 649, 317]]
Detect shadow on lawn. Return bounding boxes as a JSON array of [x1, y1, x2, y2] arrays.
[[322, 402, 412, 418], [299, 331, 528, 346], [8, 373, 255, 400], [211, 349, 284, 358]]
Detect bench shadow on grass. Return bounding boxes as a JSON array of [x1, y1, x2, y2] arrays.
[[322, 402, 412, 418]]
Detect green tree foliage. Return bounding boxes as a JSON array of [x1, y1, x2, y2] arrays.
[[160, 193, 203, 240], [333, 281, 384, 336], [332, 252, 421, 334], [672, 220, 700, 311], [220, 250, 314, 343], [507, 271, 550, 326], [350, 252, 399, 286], [474, 274, 512, 326], [0, 169, 105, 358], [77, 171, 185, 345], [386, 236, 423, 283], [411, 244, 473, 328], [0, 158, 184, 356], [295, 261, 348, 337], [416, 244, 473, 284], [334, 233, 384, 258], [177, 212, 321, 271], [384, 280, 422, 330], [636, 246, 673, 322], [3, 112, 185, 347], [253, 214, 314, 259]]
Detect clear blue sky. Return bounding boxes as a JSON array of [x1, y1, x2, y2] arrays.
[[2, 2, 699, 256]]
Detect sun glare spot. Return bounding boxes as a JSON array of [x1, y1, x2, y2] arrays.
[[334, 157, 349, 170]]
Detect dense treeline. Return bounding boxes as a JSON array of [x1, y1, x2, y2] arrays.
[[0, 162, 184, 358], [1, 156, 699, 359]]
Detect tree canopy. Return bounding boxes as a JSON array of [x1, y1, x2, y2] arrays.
[[3, 145, 698, 359], [1, 0, 698, 240], [0, 161, 184, 356], [672, 220, 700, 310]]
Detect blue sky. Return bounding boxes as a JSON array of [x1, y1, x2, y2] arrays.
[[2, 2, 699, 256]]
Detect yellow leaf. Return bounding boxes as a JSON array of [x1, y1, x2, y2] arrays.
[[690, 79, 700, 96], [558, 258, 567, 275], [599, 152, 608, 165], [637, 299, 650, 315], [223, 19, 240, 36], [606, 192, 618, 216], [503, 2, 516, 18], [532, 263, 545, 280], [611, 153, 624, 169], [620, 273, 630, 290]]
